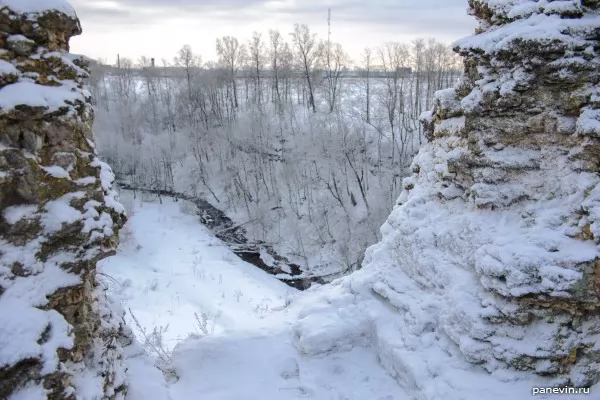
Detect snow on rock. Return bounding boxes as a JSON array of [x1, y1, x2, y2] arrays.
[[3, 204, 37, 224], [0, 1, 129, 399], [472, 0, 584, 24], [0, 81, 85, 115], [40, 192, 84, 233], [97, 159, 126, 215], [292, 282, 372, 356], [8, 383, 49, 400], [0, 59, 18, 76], [40, 164, 71, 179], [282, 1, 600, 399], [0, 306, 73, 371], [577, 107, 600, 136]]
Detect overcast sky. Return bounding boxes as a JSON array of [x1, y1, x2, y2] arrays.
[[69, 0, 477, 65]]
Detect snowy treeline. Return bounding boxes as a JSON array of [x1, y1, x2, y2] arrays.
[[90, 27, 461, 278]]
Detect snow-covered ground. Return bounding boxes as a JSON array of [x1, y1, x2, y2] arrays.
[[100, 191, 408, 400], [100, 191, 295, 345], [98, 190, 594, 400]]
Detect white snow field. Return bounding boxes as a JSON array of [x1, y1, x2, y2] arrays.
[[100, 191, 407, 400], [99, 190, 596, 400]]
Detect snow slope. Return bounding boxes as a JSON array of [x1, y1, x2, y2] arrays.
[[100, 191, 407, 400], [100, 191, 596, 400], [100, 191, 295, 346], [99, 185, 595, 400]]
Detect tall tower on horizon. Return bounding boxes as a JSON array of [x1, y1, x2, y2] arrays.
[[327, 8, 331, 45]]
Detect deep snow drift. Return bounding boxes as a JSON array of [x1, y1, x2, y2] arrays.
[[101, 192, 408, 400], [100, 190, 593, 400]]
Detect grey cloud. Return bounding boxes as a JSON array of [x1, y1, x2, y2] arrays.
[[272, 0, 473, 30], [71, 0, 268, 26], [79, 0, 267, 12], [72, 0, 475, 39], [75, 6, 132, 19], [71, 1, 177, 26], [118, 0, 265, 6], [336, 1, 474, 38]]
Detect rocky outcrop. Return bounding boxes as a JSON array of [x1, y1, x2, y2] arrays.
[[0, 1, 129, 398], [416, 0, 600, 386], [291, 1, 600, 398]]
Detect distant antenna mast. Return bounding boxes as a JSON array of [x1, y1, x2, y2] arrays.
[[327, 8, 331, 45]]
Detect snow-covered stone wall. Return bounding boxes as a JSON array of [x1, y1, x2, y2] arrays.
[[421, 0, 600, 383], [0, 1, 130, 398], [406, 0, 600, 387], [292, 1, 600, 398]]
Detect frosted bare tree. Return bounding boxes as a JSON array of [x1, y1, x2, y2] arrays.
[[174, 45, 200, 104], [269, 29, 284, 106], [379, 42, 410, 169], [114, 57, 141, 144], [138, 56, 160, 134], [290, 24, 320, 113], [411, 38, 425, 144], [248, 31, 266, 105], [361, 46, 372, 124], [280, 41, 294, 105], [322, 40, 349, 113], [216, 36, 247, 109]]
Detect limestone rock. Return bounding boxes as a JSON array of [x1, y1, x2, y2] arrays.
[[0, 1, 129, 399], [284, 1, 600, 398], [292, 1, 600, 398], [410, 0, 600, 386]]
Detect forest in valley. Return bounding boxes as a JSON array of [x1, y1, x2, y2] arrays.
[[90, 25, 461, 278]]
